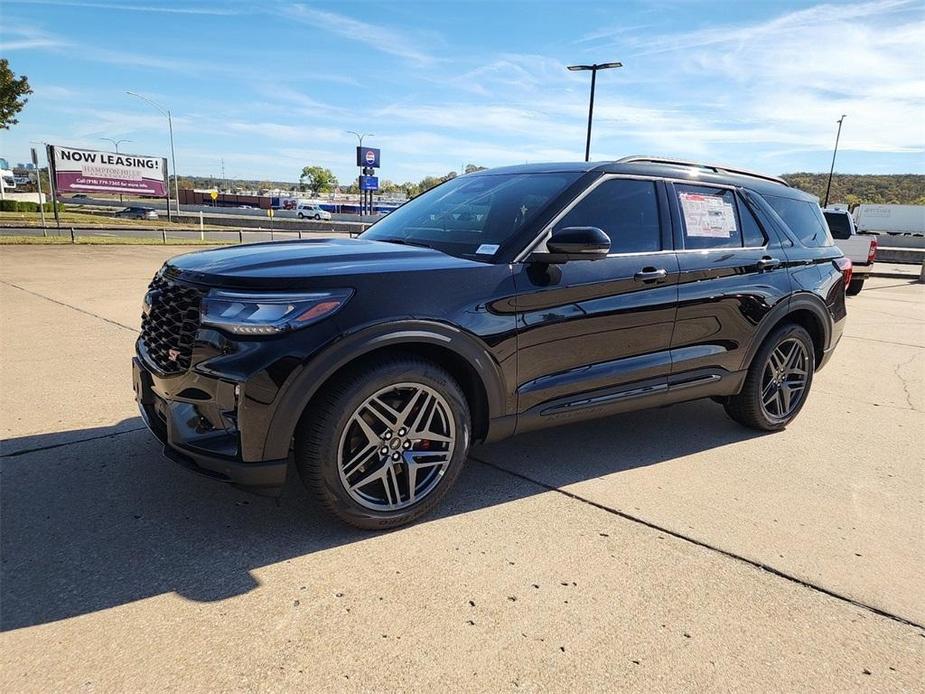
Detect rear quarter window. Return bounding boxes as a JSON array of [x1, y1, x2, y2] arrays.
[[763, 195, 833, 248]]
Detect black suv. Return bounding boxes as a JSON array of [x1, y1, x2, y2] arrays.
[[134, 156, 848, 528]]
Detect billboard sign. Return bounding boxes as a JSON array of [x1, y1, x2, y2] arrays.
[[50, 145, 168, 196], [356, 146, 380, 168], [359, 175, 379, 191]]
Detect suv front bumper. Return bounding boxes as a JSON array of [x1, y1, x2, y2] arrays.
[[133, 356, 288, 494]]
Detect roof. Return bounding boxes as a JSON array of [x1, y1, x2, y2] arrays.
[[477, 156, 813, 200]]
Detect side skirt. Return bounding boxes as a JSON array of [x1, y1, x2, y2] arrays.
[[513, 368, 746, 436]]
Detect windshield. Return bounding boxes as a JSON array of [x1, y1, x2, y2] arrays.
[[361, 172, 581, 259], [823, 211, 853, 240]]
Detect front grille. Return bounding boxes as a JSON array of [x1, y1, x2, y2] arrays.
[[140, 273, 204, 373]]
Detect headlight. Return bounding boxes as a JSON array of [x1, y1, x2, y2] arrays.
[[201, 289, 352, 335]]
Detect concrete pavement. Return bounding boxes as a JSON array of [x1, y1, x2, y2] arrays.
[[1, 245, 923, 692]]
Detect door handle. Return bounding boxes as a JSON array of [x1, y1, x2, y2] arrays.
[[633, 267, 668, 283], [756, 256, 781, 271]]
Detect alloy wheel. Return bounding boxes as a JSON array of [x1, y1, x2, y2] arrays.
[[760, 338, 809, 420], [337, 382, 456, 511]]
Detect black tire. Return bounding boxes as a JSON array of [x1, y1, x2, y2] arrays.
[[298, 212, 305, 219], [724, 323, 815, 431], [314, 213, 321, 220], [295, 355, 471, 529], [846, 278, 865, 296]]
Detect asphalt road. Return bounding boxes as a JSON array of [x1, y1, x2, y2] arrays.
[[1, 245, 923, 692], [62, 195, 376, 223]]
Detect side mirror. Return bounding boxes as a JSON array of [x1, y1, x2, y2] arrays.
[[531, 226, 610, 263]]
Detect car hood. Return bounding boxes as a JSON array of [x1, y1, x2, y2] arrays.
[[165, 237, 486, 289]]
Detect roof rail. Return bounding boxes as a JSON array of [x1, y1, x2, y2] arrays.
[[615, 155, 790, 187]]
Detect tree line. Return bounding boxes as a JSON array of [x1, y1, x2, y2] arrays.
[[782, 173, 925, 206]]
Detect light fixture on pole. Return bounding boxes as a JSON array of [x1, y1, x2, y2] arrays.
[[126, 91, 180, 214], [823, 114, 847, 208], [100, 138, 132, 202], [567, 62, 622, 162]]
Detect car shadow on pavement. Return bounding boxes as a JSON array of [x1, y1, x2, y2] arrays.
[[1, 400, 762, 632]]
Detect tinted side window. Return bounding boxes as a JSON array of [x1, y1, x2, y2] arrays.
[[675, 184, 741, 249], [554, 179, 660, 253], [763, 195, 833, 247], [823, 211, 852, 240], [740, 201, 768, 247]]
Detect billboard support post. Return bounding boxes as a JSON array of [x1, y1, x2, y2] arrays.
[[46, 145, 61, 229], [32, 148, 47, 234]]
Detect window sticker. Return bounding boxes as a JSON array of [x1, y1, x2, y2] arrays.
[[679, 192, 737, 238], [475, 243, 500, 255]]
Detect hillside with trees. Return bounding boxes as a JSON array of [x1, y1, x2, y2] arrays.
[[782, 173, 925, 206]]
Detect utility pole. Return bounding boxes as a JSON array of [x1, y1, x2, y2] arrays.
[[127, 91, 180, 214], [567, 61, 622, 161], [824, 114, 847, 208]]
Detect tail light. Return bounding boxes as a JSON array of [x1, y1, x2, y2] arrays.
[[867, 238, 878, 264], [833, 257, 853, 289]]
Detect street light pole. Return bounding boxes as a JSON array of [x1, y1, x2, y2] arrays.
[[823, 114, 847, 209], [567, 62, 622, 162], [100, 138, 132, 202], [347, 131, 374, 215], [127, 91, 180, 215]]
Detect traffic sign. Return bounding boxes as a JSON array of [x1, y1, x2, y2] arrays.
[[210, 190, 218, 201], [359, 175, 379, 191]]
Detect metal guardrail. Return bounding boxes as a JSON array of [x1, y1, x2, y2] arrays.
[[0, 224, 364, 243]]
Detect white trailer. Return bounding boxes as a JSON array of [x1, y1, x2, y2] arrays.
[[854, 204, 925, 235]]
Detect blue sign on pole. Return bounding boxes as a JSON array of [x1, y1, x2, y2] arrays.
[[356, 147, 381, 168], [359, 175, 379, 191]]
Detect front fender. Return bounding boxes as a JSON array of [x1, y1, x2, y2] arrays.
[[260, 319, 509, 460]]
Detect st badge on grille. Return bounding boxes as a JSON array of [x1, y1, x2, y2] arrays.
[[167, 349, 180, 362]]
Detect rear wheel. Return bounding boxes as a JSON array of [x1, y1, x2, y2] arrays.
[[298, 212, 305, 219], [846, 278, 865, 296], [295, 356, 471, 529], [314, 213, 321, 220], [724, 323, 814, 431]]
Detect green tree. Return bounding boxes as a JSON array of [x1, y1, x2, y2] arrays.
[[464, 164, 487, 174], [299, 165, 338, 194], [0, 59, 32, 129]]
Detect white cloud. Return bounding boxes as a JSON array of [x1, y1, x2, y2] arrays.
[[284, 4, 438, 65], [5, 0, 244, 15]]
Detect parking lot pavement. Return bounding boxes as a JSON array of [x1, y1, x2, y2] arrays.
[[1, 246, 923, 691]]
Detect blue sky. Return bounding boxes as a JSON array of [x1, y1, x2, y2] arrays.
[[1, 0, 923, 184]]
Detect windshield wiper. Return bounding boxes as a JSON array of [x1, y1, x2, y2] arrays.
[[377, 237, 435, 250]]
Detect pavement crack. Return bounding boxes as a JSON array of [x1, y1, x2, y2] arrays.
[[893, 351, 921, 411], [1, 426, 148, 458], [0, 280, 140, 333], [842, 335, 924, 350], [469, 454, 925, 632]]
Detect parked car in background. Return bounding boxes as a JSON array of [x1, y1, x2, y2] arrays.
[[134, 156, 849, 529], [115, 206, 158, 220], [296, 201, 332, 220], [823, 207, 876, 295]]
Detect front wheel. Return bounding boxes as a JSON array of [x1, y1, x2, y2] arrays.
[[314, 213, 321, 220], [295, 356, 471, 529], [847, 278, 865, 296], [724, 323, 815, 431]]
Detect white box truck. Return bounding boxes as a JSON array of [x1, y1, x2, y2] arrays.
[[854, 204, 925, 236]]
